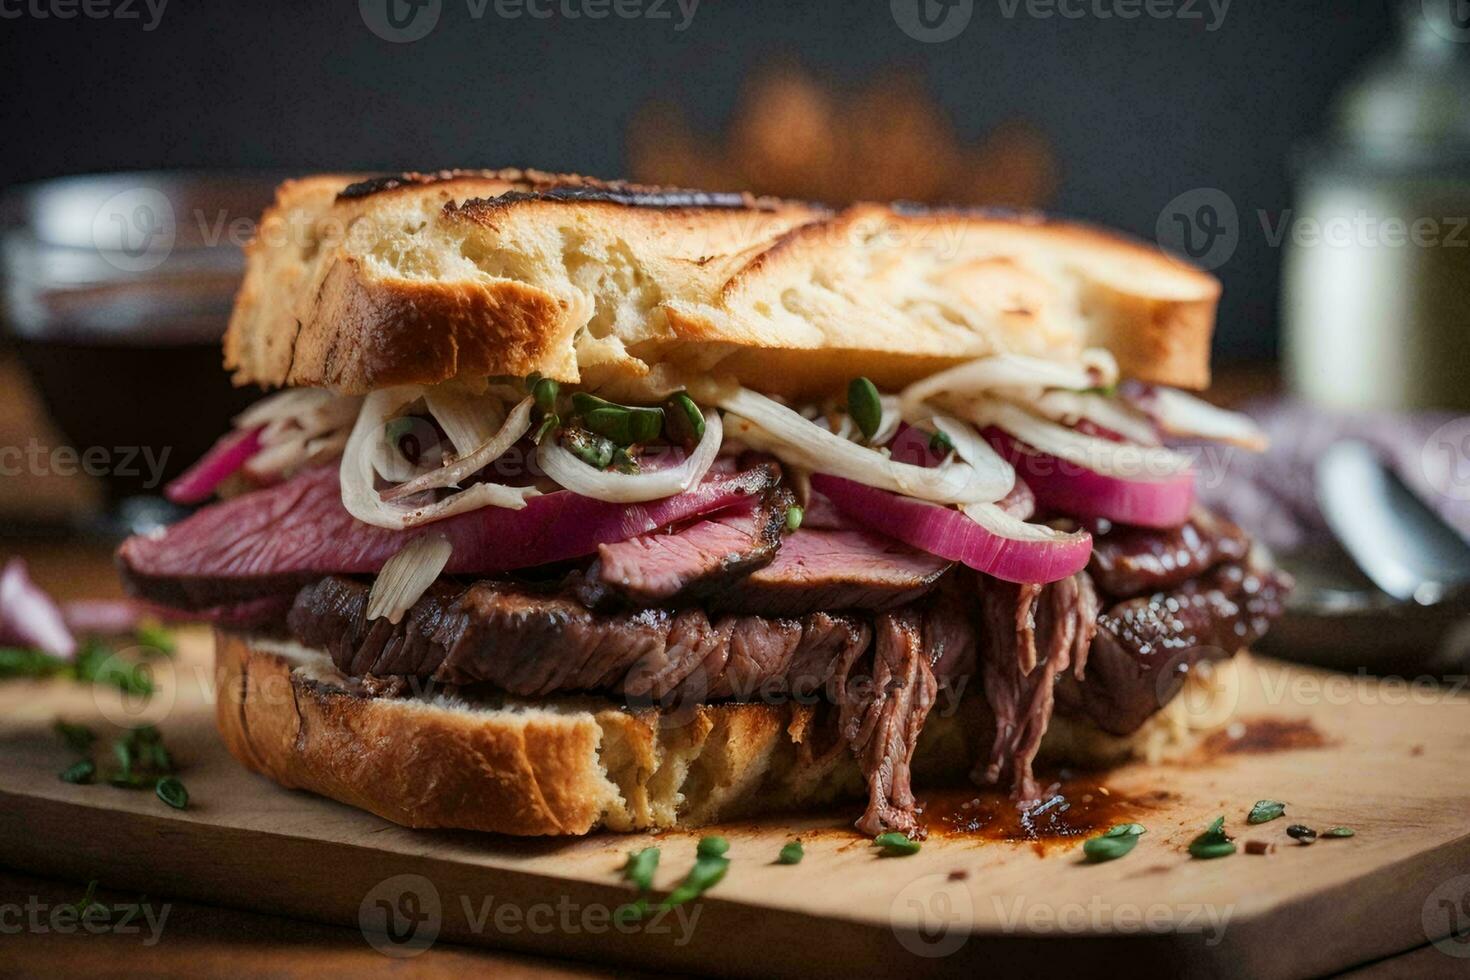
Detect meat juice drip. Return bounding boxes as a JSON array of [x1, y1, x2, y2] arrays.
[[921, 776, 1169, 852]]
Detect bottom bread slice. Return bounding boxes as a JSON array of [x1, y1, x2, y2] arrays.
[[214, 629, 1245, 837]]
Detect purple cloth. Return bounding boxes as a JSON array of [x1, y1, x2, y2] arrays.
[[1194, 400, 1470, 554]]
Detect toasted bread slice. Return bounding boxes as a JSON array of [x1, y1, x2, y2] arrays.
[[215, 631, 1241, 836], [224, 171, 1219, 399]]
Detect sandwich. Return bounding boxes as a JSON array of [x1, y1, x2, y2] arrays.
[[117, 169, 1288, 837]]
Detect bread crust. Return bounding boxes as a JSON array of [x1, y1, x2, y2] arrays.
[[215, 630, 1239, 837], [223, 172, 1218, 398]]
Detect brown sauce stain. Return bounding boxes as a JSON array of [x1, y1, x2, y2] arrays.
[[1199, 717, 1329, 757], [920, 776, 1173, 853]]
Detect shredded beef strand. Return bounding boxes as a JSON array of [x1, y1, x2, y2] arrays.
[[976, 572, 1099, 801], [847, 610, 937, 838]]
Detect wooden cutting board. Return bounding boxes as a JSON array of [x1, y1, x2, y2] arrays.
[[1, 627, 1468, 979]]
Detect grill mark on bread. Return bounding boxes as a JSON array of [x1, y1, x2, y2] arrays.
[[340, 169, 778, 214]]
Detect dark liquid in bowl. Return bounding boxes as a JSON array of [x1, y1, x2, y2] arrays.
[[14, 335, 257, 503]]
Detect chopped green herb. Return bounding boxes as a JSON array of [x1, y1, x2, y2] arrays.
[[74, 642, 153, 697], [611, 446, 640, 475], [621, 847, 660, 892], [1083, 833, 1140, 862], [532, 413, 559, 445], [777, 840, 804, 865], [68, 880, 100, 917], [562, 426, 615, 470], [784, 505, 804, 533], [525, 371, 542, 390], [60, 760, 95, 784], [112, 739, 134, 780], [155, 776, 188, 810], [1247, 800, 1287, 824], [1286, 824, 1318, 845], [1323, 826, 1355, 838], [929, 428, 955, 456], [1188, 816, 1236, 859], [54, 720, 96, 754], [532, 377, 560, 413], [1103, 823, 1147, 838], [664, 393, 706, 448], [847, 377, 883, 442], [583, 406, 663, 446], [0, 647, 59, 678], [662, 853, 729, 908], [134, 622, 175, 656], [696, 836, 729, 859], [873, 832, 921, 857]]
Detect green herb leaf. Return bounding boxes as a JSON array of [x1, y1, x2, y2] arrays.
[[532, 377, 560, 414], [929, 429, 955, 456], [873, 832, 921, 856], [54, 720, 96, 754], [1188, 816, 1235, 859], [1083, 832, 1140, 862], [777, 840, 804, 865], [583, 406, 663, 446], [662, 854, 729, 908], [60, 760, 95, 784], [847, 377, 883, 442], [611, 446, 640, 475], [1323, 826, 1355, 838], [1247, 800, 1287, 824], [696, 836, 729, 859], [621, 847, 659, 892], [532, 413, 559, 445], [562, 426, 615, 470], [0, 647, 62, 678], [155, 776, 188, 810], [784, 505, 804, 533], [134, 622, 175, 656], [664, 393, 706, 448], [1189, 839, 1237, 860], [1103, 823, 1147, 838], [113, 739, 134, 779]]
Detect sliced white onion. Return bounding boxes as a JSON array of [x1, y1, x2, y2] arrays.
[[235, 388, 335, 429], [966, 400, 1194, 481], [367, 535, 453, 625], [899, 351, 1115, 418], [535, 411, 723, 503], [717, 387, 1009, 504], [1031, 390, 1161, 446], [424, 386, 508, 459], [342, 387, 537, 530], [382, 396, 533, 501], [1133, 386, 1269, 451]]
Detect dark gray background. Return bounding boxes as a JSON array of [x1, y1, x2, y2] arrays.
[[0, 0, 1402, 362]]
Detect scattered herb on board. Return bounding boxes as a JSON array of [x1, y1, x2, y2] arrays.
[[777, 840, 804, 865], [59, 760, 95, 784], [621, 847, 660, 892], [1082, 823, 1147, 862], [873, 832, 921, 857], [1188, 816, 1236, 860], [1323, 827, 1356, 838], [155, 776, 188, 810], [662, 842, 730, 909], [0, 640, 152, 696], [134, 622, 176, 656], [54, 720, 96, 754], [1247, 800, 1287, 824]]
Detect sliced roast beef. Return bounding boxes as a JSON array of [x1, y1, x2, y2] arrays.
[[1087, 506, 1250, 599], [975, 572, 1098, 801], [709, 528, 953, 616], [119, 463, 778, 608], [592, 486, 791, 603], [1057, 560, 1290, 736], [289, 575, 872, 705], [845, 610, 937, 838]]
